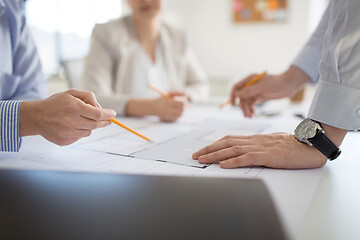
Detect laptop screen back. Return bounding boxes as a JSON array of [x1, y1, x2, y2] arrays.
[[0, 170, 287, 240]]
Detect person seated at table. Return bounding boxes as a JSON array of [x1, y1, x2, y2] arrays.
[[0, 0, 116, 152], [82, 0, 209, 122]]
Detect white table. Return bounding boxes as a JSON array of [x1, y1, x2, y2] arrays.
[[297, 131, 360, 240]]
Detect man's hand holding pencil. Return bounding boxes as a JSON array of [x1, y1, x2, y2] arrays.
[[227, 67, 309, 118]]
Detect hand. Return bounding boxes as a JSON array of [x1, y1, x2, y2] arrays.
[[231, 66, 310, 118], [153, 96, 185, 122], [168, 91, 189, 101], [19, 89, 116, 146], [192, 133, 328, 169]]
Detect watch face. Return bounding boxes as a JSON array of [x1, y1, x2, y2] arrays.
[[294, 119, 320, 140]]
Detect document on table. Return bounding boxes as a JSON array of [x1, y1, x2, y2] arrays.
[[75, 115, 270, 167], [133, 130, 213, 167], [0, 106, 324, 239]]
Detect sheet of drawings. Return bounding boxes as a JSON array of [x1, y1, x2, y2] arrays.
[[0, 105, 323, 239]]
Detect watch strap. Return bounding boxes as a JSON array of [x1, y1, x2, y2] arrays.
[[310, 131, 341, 160]]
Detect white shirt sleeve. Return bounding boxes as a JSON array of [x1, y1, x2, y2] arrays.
[[308, 0, 360, 131], [291, 2, 331, 83]]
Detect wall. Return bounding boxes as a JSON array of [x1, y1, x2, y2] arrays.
[[165, 0, 313, 82]]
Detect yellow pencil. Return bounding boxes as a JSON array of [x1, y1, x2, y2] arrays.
[[219, 100, 231, 109], [149, 84, 170, 98], [88, 104, 152, 142], [109, 118, 152, 142], [243, 71, 267, 88], [220, 71, 267, 109], [149, 84, 192, 109]]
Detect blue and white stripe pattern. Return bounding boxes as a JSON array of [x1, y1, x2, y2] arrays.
[[0, 100, 22, 152]]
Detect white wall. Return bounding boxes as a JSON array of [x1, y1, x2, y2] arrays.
[[166, 0, 314, 81]]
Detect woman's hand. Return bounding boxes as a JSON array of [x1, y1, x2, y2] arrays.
[[153, 96, 185, 122], [126, 92, 188, 122]]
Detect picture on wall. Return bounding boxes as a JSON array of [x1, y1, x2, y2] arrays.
[[233, 0, 288, 23]]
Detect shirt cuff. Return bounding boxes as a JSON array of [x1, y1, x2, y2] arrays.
[[292, 45, 322, 83], [308, 80, 360, 131], [0, 100, 22, 152]]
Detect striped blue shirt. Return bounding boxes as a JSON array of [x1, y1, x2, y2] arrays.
[[0, 100, 22, 151], [0, 0, 47, 152]]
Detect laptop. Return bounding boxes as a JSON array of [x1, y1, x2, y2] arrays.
[[0, 169, 287, 240]]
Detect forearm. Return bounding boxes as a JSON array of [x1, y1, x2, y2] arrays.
[[19, 101, 41, 137], [291, 2, 331, 83], [321, 123, 348, 147], [283, 66, 311, 94], [125, 99, 157, 117]]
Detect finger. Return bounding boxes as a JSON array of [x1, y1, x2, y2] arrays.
[[215, 135, 258, 143], [75, 118, 111, 130], [192, 138, 247, 160], [230, 74, 257, 104], [197, 145, 259, 164], [170, 101, 185, 111], [220, 152, 265, 169], [80, 105, 116, 121], [68, 89, 100, 107], [240, 98, 255, 118]]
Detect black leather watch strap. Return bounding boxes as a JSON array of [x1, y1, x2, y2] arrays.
[[310, 130, 341, 160]]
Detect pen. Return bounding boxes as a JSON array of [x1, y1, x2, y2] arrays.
[[220, 71, 267, 109]]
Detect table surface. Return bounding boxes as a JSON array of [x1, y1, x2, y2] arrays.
[[2, 98, 360, 239], [296, 131, 360, 240]]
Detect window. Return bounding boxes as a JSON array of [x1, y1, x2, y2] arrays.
[[25, 0, 122, 75]]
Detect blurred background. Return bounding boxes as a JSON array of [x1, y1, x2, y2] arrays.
[[24, 0, 329, 100]]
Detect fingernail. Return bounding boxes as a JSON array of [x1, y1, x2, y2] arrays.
[[198, 156, 205, 163], [112, 110, 117, 117], [220, 161, 230, 168]]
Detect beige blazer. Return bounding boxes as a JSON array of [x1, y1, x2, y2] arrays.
[[82, 15, 209, 115]]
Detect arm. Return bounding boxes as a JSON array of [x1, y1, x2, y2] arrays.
[[7, 0, 47, 100], [308, 0, 360, 131], [291, 1, 332, 83]]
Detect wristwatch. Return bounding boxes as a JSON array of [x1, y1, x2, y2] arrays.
[[294, 118, 341, 160]]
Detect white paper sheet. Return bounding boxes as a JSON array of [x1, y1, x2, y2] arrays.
[[0, 105, 324, 239]]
